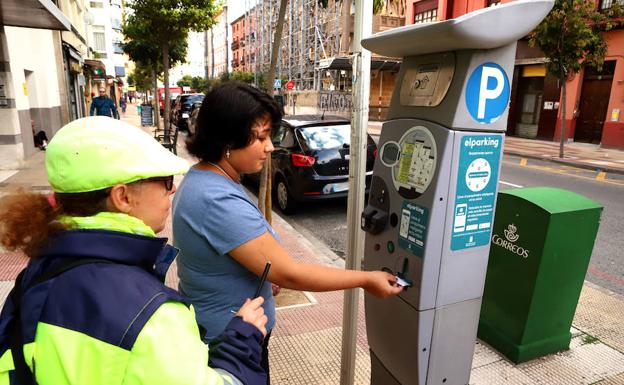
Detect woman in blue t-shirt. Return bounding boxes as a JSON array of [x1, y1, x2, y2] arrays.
[[172, 82, 403, 384]]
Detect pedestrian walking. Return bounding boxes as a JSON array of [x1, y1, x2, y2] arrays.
[[120, 97, 127, 113], [172, 82, 403, 384], [90, 87, 119, 119], [0, 116, 268, 385]]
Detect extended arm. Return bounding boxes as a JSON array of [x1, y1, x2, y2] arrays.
[[228, 232, 402, 298]]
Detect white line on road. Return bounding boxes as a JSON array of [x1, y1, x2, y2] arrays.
[[499, 180, 524, 188]]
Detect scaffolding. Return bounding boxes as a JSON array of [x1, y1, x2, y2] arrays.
[[248, 0, 347, 91]]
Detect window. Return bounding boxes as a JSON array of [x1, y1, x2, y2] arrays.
[[600, 0, 624, 9], [92, 25, 106, 52], [413, 0, 438, 24], [89, 0, 104, 8], [414, 8, 437, 23]]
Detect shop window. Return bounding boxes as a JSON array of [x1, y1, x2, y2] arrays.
[[413, 0, 438, 24]]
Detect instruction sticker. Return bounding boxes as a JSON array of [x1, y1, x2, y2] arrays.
[[392, 126, 437, 195], [451, 135, 502, 251], [398, 201, 429, 257]]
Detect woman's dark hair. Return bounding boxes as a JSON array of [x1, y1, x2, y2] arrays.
[[0, 189, 110, 257], [186, 82, 282, 162]]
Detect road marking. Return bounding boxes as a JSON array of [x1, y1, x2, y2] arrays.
[[596, 171, 607, 181], [503, 159, 624, 186], [499, 180, 524, 188], [519, 158, 528, 166]]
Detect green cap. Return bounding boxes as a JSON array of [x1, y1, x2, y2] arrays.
[[46, 116, 189, 193]]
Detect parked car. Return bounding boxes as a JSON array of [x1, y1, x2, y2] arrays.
[[186, 101, 203, 136], [246, 115, 377, 214], [171, 93, 204, 131]]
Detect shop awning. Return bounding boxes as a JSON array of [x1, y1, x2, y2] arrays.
[[2, 0, 70, 31]]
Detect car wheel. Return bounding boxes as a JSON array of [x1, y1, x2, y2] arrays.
[[275, 178, 296, 215]]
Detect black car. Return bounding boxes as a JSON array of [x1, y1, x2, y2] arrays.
[[171, 93, 204, 130], [248, 115, 377, 214], [186, 101, 203, 136]]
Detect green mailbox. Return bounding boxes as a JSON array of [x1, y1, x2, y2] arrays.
[[478, 187, 603, 363]]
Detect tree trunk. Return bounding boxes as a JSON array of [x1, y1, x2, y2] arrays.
[[163, 42, 171, 137], [560, 79, 566, 158], [151, 67, 160, 130], [258, 0, 288, 222]]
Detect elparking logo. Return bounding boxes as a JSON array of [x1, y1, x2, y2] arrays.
[[465, 63, 510, 124]]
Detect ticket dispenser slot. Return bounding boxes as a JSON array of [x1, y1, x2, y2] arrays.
[[360, 1, 554, 384]]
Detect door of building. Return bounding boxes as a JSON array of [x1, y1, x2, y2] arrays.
[[575, 61, 615, 144], [536, 74, 559, 140]]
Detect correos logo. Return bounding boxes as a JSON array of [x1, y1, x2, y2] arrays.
[[492, 223, 529, 258]]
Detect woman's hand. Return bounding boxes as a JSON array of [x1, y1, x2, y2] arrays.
[[363, 271, 404, 298], [236, 297, 268, 336], [271, 283, 281, 296]]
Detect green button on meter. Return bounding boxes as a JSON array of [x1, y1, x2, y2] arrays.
[[387, 241, 395, 253]]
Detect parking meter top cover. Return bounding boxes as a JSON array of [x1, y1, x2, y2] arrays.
[[361, 0, 554, 58]]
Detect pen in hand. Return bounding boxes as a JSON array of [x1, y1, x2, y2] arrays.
[[253, 261, 272, 298]]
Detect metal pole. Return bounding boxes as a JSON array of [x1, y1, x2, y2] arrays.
[[340, 0, 372, 384]]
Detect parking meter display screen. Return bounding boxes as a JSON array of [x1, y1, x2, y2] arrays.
[[388, 126, 437, 197]]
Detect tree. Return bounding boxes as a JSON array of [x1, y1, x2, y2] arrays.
[[126, 0, 217, 134], [530, 0, 622, 158], [257, 0, 288, 222], [123, 18, 187, 129], [177, 74, 194, 88]]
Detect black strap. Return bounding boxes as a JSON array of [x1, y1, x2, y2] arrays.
[[8, 258, 115, 384]]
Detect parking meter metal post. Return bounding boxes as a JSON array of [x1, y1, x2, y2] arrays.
[[359, 1, 554, 384]]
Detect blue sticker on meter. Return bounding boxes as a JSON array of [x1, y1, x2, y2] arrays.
[[451, 135, 502, 251], [465, 63, 510, 124], [398, 201, 429, 257]]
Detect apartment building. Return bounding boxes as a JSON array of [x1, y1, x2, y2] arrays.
[[407, 0, 624, 149]]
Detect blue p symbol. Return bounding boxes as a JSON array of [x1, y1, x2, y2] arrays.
[[465, 63, 510, 124]]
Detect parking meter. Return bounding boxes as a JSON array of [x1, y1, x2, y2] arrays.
[[359, 1, 554, 384]]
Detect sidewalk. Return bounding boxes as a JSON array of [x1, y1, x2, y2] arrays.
[[368, 121, 624, 176], [1, 110, 624, 384]]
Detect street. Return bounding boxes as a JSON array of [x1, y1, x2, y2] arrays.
[[276, 153, 624, 297]]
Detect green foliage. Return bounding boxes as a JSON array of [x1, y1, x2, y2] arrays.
[[177, 74, 194, 88], [581, 334, 599, 345], [530, 0, 623, 79], [177, 74, 212, 91], [373, 0, 384, 14], [230, 71, 256, 84], [122, 16, 188, 71], [126, 0, 218, 43], [130, 66, 154, 92], [126, 74, 135, 87]]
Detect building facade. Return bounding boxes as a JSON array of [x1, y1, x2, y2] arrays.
[[0, 1, 71, 168], [407, 0, 624, 149], [206, 8, 229, 78]]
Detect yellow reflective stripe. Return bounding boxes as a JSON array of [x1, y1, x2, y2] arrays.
[[35, 323, 129, 385], [0, 349, 14, 385], [126, 302, 233, 385]]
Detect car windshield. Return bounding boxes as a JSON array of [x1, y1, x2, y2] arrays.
[[183, 95, 204, 104], [298, 124, 350, 150]]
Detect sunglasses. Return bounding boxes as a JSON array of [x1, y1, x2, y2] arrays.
[[144, 175, 175, 191]]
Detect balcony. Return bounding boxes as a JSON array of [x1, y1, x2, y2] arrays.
[[231, 59, 239, 68], [231, 40, 239, 50], [350, 14, 406, 34]]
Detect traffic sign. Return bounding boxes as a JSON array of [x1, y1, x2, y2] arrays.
[[273, 79, 282, 89], [465, 62, 510, 124], [286, 80, 295, 90]]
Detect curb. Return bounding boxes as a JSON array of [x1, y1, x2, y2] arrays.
[[504, 150, 624, 176]]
